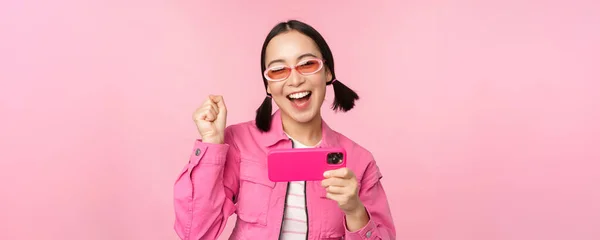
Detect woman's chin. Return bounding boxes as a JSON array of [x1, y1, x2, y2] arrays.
[[284, 107, 320, 124]]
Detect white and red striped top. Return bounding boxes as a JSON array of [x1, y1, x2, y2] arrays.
[[279, 135, 320, 240]]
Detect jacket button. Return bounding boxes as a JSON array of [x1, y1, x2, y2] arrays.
[[365, 231, 372, 238], [195, 148, 201, 156]]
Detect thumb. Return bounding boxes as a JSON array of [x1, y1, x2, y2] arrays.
[[211, 95, 226, 112], [210, 95, 227, 120]]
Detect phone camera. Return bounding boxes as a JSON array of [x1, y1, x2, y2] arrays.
[[327, 152, 344, 165]]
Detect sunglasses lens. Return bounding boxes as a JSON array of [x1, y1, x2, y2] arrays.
[[266, 67, 290, 81], [297, 59, 321, 74], [265, 59, 322, 81]]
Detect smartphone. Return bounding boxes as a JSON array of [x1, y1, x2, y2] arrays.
[[267, 147, 347, 182]]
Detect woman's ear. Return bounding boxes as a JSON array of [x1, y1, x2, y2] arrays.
[[326, 67, 333, 83]]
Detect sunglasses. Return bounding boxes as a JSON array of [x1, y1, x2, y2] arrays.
[[263, 58, 325, 82]]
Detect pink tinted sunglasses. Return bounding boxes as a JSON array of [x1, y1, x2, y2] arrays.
[[264, 58, 325, 82]]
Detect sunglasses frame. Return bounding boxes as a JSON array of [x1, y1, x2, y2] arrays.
[[263, 58, 325, 82]]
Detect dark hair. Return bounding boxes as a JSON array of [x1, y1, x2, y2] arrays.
[[255, 19, 359, 132]]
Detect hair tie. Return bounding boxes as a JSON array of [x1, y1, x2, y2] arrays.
[[266, 94, 272, 98], [331, 79, 338, 83]]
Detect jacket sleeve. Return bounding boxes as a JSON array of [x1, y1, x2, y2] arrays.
[[344, 152, 396, 240], [173, 127, 241, 240]]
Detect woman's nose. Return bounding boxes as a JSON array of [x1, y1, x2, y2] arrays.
[[286, 69, 305, 87]]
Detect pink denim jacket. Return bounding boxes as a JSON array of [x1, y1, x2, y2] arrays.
[[173, 110, 396, 240]]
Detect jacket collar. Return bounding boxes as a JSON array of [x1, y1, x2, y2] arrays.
[[259, 110, 338, 148]]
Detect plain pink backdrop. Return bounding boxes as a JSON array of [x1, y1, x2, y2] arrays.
[[1, 0, 599, 239]]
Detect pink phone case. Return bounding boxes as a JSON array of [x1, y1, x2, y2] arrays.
[[267, 147, 347, 182]]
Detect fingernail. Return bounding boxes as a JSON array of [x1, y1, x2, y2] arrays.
[[323, 171, 330, 177]]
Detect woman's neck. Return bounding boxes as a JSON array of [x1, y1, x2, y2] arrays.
[[281, 112, 323, 147]]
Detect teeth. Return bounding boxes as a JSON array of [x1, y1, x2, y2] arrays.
[[288, 91, 310, 99]]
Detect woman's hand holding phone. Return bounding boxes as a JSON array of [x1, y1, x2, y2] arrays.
[[193, 95, 227, 144], [321, 168, 363, 213], [321, 168, 369, 231]]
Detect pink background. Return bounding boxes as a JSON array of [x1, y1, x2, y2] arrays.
[[1, 0, 599, 239]]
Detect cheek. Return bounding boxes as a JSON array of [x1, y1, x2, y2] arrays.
[[311, 75, 328, 93], [308, 73, 328, 87], [267, 82, 284, 95]]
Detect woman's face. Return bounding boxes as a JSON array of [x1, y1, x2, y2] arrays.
[[264, 30, 332, 124]]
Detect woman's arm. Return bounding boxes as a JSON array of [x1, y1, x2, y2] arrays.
[[173, 127, 241, 240], [344, 203, 370, 232], [344, 155, 396, 240]]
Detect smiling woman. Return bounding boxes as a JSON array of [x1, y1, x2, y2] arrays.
[[256, 21, 360, 136], [264, 56, 323, 111], [173, 19, 395, 240]]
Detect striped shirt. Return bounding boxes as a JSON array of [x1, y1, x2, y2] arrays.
[[279, 135, 319, 240]]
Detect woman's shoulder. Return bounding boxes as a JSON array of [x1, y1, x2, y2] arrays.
[[330, 130, 382, 182], [329, 129, 376, 163]]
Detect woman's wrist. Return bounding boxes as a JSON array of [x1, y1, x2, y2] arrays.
[[344, 203, 370, 232]]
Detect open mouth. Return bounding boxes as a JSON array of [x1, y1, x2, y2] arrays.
[[287, 91, 312, 108], [287, 91, 312, 100]]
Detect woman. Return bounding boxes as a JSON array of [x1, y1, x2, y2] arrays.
[[174, 20, 395, 240]]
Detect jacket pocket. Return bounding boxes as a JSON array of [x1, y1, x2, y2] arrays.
[[236, 159, 276, 226]]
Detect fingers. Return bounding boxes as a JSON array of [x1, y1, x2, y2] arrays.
[[321, 177, 348, 188], [321, 169, 358, 197], [324, 192, 350, 206], [321, 168, 361, 213], [194, 98, 219, 122], [208, 95, 227, 121], [203, 106, 218, 121], [204, 99, 218, 116], [321, 177, 357, 195], [324, 168, 354, 179], [210, 95, 227, 111], [325, 185, 345, 194], [208, 101, 218, 117], [325, 192, 343, 201], [323, 180, 359, 212]]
